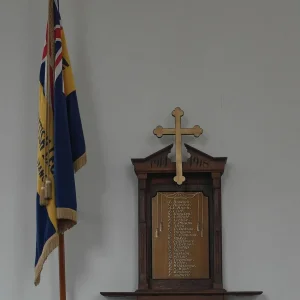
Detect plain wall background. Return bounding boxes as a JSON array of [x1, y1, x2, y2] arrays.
[[1, 0, 300, 299]]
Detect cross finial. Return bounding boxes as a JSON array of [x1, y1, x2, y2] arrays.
[[153, 107, 203, 185]]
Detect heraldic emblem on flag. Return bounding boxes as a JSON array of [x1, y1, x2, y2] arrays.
[[35, 0, 86, 286]]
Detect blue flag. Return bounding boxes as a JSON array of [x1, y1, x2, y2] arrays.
[[35, 0, 86, 285]]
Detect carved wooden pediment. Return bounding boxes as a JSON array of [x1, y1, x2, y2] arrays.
[[131, 144, 173, 174], [183, 144, 227, 173], [131, 144, 227, 175]]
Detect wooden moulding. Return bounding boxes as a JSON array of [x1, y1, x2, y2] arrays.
[[100, 291, 263, 297]]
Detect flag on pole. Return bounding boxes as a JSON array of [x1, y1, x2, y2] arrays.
[[35, 0, 86, 285]]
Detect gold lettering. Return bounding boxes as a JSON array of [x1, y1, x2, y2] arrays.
[[152, 192, 209, 280], [166, 198, 199, 278], [37, 118, 55, 176]]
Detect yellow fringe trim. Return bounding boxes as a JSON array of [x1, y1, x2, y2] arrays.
[[73, 152, 87, 173], [56, 208, 77, 233], [56, 207, 77, 222], [34, 233, 59, 286]]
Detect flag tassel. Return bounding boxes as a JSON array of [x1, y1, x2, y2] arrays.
[[39, 186, 48, 206], [44, 178, 52, 200]]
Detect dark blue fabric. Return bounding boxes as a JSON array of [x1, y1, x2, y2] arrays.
[[35, 193, 56, 266], [39, 63, 45, 93], [53, 73, 77, 211], [66, 90, 86, 162]]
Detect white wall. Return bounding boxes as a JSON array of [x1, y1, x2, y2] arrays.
[[1, 0, 300, 299]]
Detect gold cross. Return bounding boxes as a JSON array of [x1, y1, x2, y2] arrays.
[[153, 107, 203, 185]]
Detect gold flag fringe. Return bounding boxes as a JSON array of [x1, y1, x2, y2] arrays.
[[56, 207, 77, 222], [57, 208, 77, 233], [34, 233, 59, 286], [74, 152, 87, 173]]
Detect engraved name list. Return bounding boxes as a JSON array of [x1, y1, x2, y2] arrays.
[[152, 192, 209, 280]]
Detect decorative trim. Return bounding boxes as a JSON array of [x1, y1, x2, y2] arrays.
[[34, 233, 59, 286], [56, 207, 77, 221], [74, 152, 87, 173], [56, 208, 77, 233]]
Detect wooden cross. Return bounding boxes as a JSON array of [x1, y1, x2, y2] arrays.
[[153, 107, 203, 185]]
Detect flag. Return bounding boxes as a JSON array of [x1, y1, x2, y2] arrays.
[[35, 0, 86, 285]]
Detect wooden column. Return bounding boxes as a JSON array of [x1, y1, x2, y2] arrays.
[[212, 172, 223, 289], [137, 174, 148, 291]]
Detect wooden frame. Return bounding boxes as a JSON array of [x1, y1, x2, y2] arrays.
[[131, 144, 227, 292]]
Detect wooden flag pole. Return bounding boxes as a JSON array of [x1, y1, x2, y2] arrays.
[[47, 1, 67, 299], [59, 234, 67, 300]]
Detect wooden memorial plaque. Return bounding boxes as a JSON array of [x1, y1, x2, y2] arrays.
[[131, 145, 225, 292], [100, 108, 263, 300]]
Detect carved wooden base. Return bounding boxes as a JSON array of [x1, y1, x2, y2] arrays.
[[101, 290, 263, 300]]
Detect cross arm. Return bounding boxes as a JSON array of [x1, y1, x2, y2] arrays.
[[154, 125, 203, 138], [153, 126, 176, 138], [180, 125, 203, 137]]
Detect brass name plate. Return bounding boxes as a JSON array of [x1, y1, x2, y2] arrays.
[[152, 192, 209, 279]]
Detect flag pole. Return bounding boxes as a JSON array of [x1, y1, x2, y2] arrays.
[[47, 1, 67, 299], [59, 234, 67, 300]]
